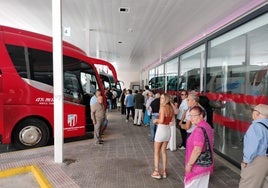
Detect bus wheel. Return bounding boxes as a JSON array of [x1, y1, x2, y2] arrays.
[[13, 118, 50, 149]]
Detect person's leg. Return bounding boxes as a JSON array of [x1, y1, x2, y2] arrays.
[[112, 98, 116, 109], [131, 107, 135, 120], [126, 107, 130, 121], [143, 110, 149, 125], [169, 125, 176, 151], [107, 99, 112, 110], [180, 127, 187, 148], [151, 142, 162, 179], [123, 105, 126, 114], [120, 102, 124, 114], [239, 156, 268, 188], [133, 108, 138, 124], [94, 120, 102, 144], [99, 119, 104, 140], [137, 109, 143, 125], [101, 118, 107, 135], [197, 174, 210, 188], [161, 141, 169, 176], [185, 174, 210, 188]]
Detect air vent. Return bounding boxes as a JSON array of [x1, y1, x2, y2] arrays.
[[119, 7, 130, 13]]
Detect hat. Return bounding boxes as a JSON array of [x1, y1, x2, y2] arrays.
[[254, 104, 268, 116]]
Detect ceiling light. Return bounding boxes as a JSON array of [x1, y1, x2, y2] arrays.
[[119, 7, 130, 13]]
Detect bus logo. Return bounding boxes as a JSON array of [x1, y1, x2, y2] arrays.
[[68, 114, 77, 127], [35, 97, 54, 105]]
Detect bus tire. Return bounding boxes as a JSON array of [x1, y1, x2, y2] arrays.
[[13, 118, 50, 149]]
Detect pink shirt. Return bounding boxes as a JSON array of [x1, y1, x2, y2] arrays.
[[184, 119, 214, 184]]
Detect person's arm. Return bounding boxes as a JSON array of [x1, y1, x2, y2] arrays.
[[153, 107, 164, 124], [185, 146, 202, 173], [124, 96, 127, 105], [242, 124, 260, 167], [180, 110, 187, 122], [171, 102, 178, 115], [149, 106, 152, 113], [181, 120, 192, 130], [91, 106, 96, 124]]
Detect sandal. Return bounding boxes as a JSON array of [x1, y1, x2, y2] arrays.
[[161, 170, 167, 178], [151, 170, 161, 179]]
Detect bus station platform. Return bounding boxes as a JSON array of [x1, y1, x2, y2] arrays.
[[0, 110, 241, 188]]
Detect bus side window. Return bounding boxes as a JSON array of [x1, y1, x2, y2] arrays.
[[250, 69, 268, 96], [64, 73, 82, 103], [251, 69, 267, 86]]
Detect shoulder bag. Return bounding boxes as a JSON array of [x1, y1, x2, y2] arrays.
[[196, 127, 213, 167]]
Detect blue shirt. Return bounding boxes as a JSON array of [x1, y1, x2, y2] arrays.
[[125, 94, 134, 107], [243, 118, 268, 163], [90, 95, 97, 106]]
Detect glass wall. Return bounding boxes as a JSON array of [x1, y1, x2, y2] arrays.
[[207, 12, 268, 163], [165, 58, 178, 95], [179, 45, 205, 92], [147, 11, 268, 165], [149, 64, 165, 93]]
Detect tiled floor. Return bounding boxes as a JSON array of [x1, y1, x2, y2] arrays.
[[0, 110, 241, 188]]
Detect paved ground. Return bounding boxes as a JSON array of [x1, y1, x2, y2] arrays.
[[0, 110, 241, 188]]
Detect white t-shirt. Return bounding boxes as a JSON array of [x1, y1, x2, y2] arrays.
[[142, 89, 150, 98], [112, 90, 117, 98], [176, 98, 188, 120]]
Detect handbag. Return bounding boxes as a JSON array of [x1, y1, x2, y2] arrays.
[[196, 127, 213, 167]]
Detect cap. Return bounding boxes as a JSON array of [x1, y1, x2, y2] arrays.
[[254, 104, 268, 116]]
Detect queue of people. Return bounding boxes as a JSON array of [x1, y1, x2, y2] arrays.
[[90, 86, 268, 188], [149, 91, 215, 188]]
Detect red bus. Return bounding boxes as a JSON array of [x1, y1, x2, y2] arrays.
[[100, 72, 122, 96], [0, 25, 117, 149]]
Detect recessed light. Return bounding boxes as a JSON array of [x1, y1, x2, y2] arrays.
[[119, 7, 130, 13]]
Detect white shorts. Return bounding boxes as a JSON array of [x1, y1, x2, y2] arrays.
[[154, 124, 171, 142]]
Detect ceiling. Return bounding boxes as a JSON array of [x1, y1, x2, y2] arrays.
[[0, 0, 266, 75]]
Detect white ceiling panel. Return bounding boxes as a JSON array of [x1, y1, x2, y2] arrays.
[[0, 0, 266, 75]]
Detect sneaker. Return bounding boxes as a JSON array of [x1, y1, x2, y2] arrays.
[[95, 141, 103, 145], [125, 119, 129, 122], [178, 146, 185, 150]]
